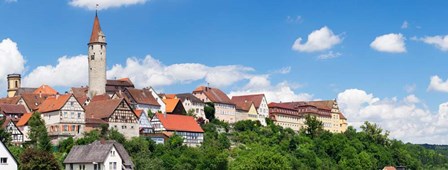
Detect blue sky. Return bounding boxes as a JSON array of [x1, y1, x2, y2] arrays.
[[1, 0, 448, 144]]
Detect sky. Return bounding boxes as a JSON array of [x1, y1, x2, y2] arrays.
[[1, 0, 448, 144]]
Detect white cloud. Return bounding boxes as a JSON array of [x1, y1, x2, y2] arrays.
[[338, 89, 448, 144], [230, 77, 312, 103], [428, 75, 448, 93], [273, 66, 291, 74], [69, 0, 147, 10], [318, 51, 341, 60], [401, 20, 408, 29], [370, 33, 406, 53], [292, 26, 342, 52], [404, 83, 416, 93], [420, 35, 448, 51], [23, 55, 88, 88], [107, 55, 255, 88], [0, 38, 26, 97]]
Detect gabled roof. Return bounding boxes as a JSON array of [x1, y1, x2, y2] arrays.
[[163, 98, 181, 113], [33, 85, 58, 95], [193, 86, 233, 105], [16, 112, 32, 127], [134, 109, 143, 118], [15, 88, 37, 96], [91, 94, 110, 102], [231, 99, 255, 112], [64, 142, 115, 164], [0, 96, 20, 105], [268, 102, 296, 110], [155, 113, 203, 133], [85, 98, 124, 119], [38, 94, 72, 113], [0, 104, 27, 114], [64, 140, 134, 168], [231, 94, 265, 109], [0, 138, 18, 167], [176, 93, 203, 104], [21, 93, 51, 111], [126, 88, 160, 106]]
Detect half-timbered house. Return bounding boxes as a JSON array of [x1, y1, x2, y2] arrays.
[[38, 94, 86, 143], [85, 98, 139, 139], [1, 117, 24, 145]]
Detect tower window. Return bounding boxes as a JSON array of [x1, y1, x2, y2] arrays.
[[15, 81, 18, 88], [90, 55, 95, 60]]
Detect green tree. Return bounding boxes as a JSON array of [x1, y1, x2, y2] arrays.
[[147, 109, 154, 118], [108, 129, 126, 144], [20, 148, 60, 170], [28, 112, 52, 151], [58, 137, 74, 153], [303, 114, 324, 139], [360, 121, 389, 146], [0, 118, 11, 145], [204, 102, 215, 121]]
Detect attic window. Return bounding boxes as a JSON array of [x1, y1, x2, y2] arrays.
[[0, 157, 7, 164]]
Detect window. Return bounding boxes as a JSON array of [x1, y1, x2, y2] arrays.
[[72, 125, 76, 131], [91, 54, 95, 60], [113, 162, 117, 170], [64, 112, 67, 118], [71, 112, 74, 118], [0, 157, 7, 164], [78, 112, 81, 119], [15, 81, 18, 88], [109, 162, 112, 170], [64, 125, 68, 131]]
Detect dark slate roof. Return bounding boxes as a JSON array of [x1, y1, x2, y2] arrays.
[[0, 104, 27, 114], [15, 88, 37, 96], [63, 142, 113, 164], [176, 93, 204, 104], [64, 140, 134, 168]]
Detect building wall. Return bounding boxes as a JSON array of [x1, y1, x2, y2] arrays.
[[214, 103, 236, 123], [273, 114, 303, 131], [174, 131, 204, 147], [0, 141, 18, 170], [104, 146, 123, 170], [135, 104, 160, 115], [257, 97, 269, 124], [182, 99, 206, 120], [192, 92, 210, 103], [148, 87, 166, 113], [88, 42, 107, 97], [6, 122, 23, 144], [7, 76, 20, 98], [42, 96, 85, 144], [108, 101, 139, 139]]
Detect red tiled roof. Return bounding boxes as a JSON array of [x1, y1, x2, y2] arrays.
[[175, 93, 203, 104], [91, 94, 110, 102], [85, 98, 123, 119], [126, 88, 160, 106], [16, 112, 32, 127], [89, 14, 103, 43], [268, 102, 296, 110], [193, 86, 233, 104], [0, 96, 20, 105], [38, 94, 72, 113], [163, 99, 181, 113], [164, 94, 176, 99], [231, 94, 265, 109], [33, 85, 58, 95], [85, 118, 108, 124], [156, 113, 203, 133], [231, 98, 254, 112], [21, 93, 51, 111], [0, 104, 27, 114], [134, 109, 143, 118]]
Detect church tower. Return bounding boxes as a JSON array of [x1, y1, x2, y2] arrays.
[[7, 74, 21, 98], [87, 12, 107, 98]]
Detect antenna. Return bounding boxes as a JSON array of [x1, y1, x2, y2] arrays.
[[96, 4, 99, 15]]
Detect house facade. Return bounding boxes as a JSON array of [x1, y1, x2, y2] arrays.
[[85, 98, 139, 139], [231, 94, 268, 126], [135, 110, 153, 134], [192, 86, 236, 123], [268, 100, 348, 133], [16, 113, 32, 142], [64, 140, 134, 170], [176, 93, 206, 120], [119, 88, 162, 114], [0, 140, 18, 170], [1, 118, 24, 145], [150, 113, 204, 147], [38, 94, 86, 143]]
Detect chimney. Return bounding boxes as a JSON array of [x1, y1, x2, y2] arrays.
[[100, 138, 106, 144]]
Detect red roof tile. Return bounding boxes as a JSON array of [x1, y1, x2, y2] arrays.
[[0, 96, 20, 105], [231, 94, 265, 109], [85, 98, 123, 119], [91, 94, 110, 102], [163, 99, 181, 113], [21, 93, 51, 111], [156, 113, 203, 133], [16, 112, 32, 127], [89, 14, 103, 43], [38, 94, 72, 113], [193, 86, 233, 105], [33, 85, 58, 95], [134, 109, 143, 118], [126, 88, 159, 106]]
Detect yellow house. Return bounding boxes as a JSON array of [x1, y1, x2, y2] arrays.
[[232, 98, 259, 123]]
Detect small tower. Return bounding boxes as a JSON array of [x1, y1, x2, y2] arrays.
[[87, 12, 107, 98], [7, 74, 21, 98]]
